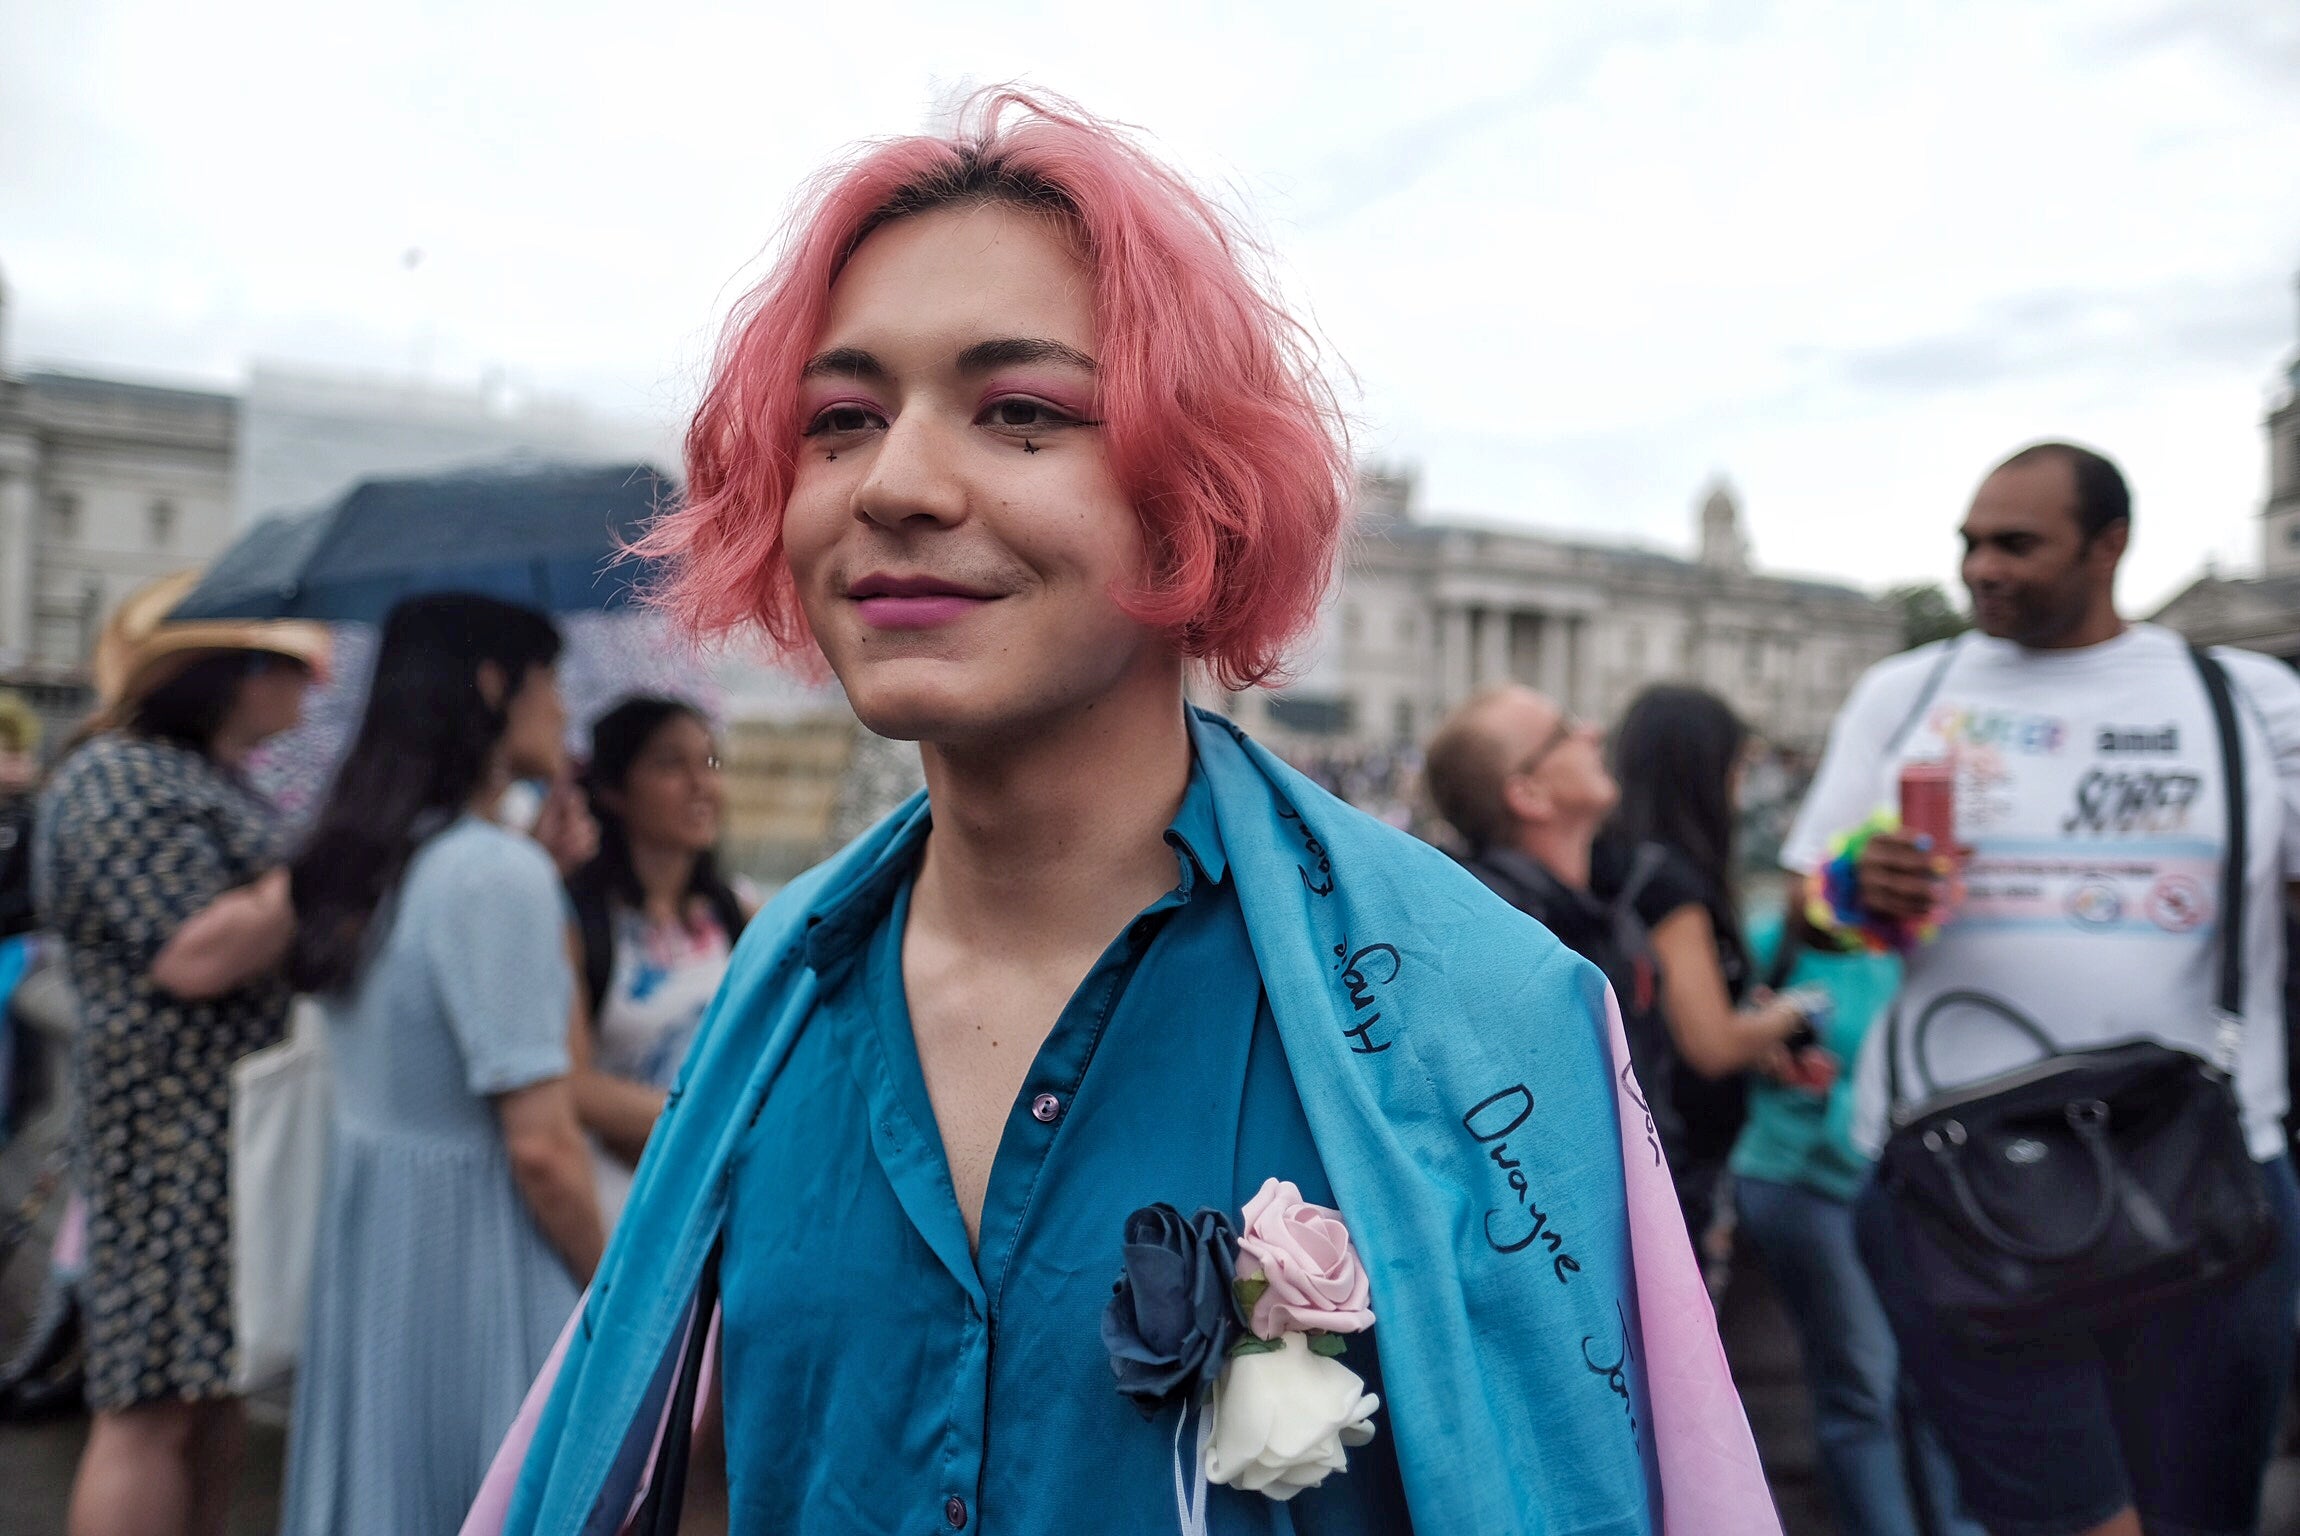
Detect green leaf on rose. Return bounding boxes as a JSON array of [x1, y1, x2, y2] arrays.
[[1228, 1334, 1283, 1358], [1232, 1274, 1269, 1317], [1307, 1333, 1348, 1358]]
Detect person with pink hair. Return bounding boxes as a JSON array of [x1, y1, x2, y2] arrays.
[[473, 91, 1775, 1536]]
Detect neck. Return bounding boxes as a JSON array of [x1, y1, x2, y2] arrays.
[[910, 659, 1191, 960], [466, 757, 511, 820], [2028, 601, 2126, 652], [1509, 818, 1595, 890], [628, 837, 699, 923]]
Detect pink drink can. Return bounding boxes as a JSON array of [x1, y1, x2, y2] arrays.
[[1898, 759, 1956, 848]]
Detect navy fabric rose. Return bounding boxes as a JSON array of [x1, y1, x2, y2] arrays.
[[1100, 1203, 1244, 1417]]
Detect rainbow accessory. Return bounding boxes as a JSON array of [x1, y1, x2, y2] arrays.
[[1807, 811, 1940, 955]]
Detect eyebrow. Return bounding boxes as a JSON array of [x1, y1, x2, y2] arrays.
[[955, 337, 1096, 373], [799, 346, 888, 383], [798, 335, 1097, 382]]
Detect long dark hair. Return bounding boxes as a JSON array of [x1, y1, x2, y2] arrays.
[[288, 594, 562, 994], [566, 696, 745, 1013], [1607, 685, 1750, 941]]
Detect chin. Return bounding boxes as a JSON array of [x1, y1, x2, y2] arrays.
[[839, 666, 1007, 746], [841, 660, 1107, 752]]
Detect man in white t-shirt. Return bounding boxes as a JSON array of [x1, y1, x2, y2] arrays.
[[1784, 441, 2300, 1536]]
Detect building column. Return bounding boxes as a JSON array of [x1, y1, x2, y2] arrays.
[[1539, 613, 1572, 704], [0, 434, 36, 663], [1440, 605, 1473, 706], [1478, 606, 1511, 688]]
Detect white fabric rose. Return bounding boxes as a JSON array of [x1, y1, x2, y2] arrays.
[[1202, 1332, 1380, 1501]]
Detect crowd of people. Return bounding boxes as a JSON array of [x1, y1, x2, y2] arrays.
[[18, 587, 754, 1536], [1, 88, 2295, 1536]]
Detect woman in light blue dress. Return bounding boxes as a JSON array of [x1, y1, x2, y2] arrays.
[[279, 594, 602, 1536]]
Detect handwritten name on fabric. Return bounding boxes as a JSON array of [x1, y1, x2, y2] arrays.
[[1618, 1064, 1663, 1168], [1331, 941, 1397, 1055], [1460, 1086, 1582, 1281], [1276, 804, 1334, 896], [1583, 1301, 1640, 1441]]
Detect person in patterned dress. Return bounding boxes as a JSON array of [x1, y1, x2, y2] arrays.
[[34, 572, 328, 1536]]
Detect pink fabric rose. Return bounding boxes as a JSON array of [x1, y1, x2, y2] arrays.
[[1236, 1178, 1375, 1338]]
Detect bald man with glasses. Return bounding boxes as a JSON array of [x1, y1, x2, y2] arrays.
[[1425, 686, 1818, 1236]]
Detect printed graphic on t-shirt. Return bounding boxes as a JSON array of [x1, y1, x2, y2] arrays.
[[1780, 626, 2300, 1161], [1926, 704, 2071, 834], [1916, 690, 2216, 936], [1957, 838, 2216, 937]]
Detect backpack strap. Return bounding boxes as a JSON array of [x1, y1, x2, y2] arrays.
[[1615, 842, 1668, 913], [1881, 636, 1965, 760], [1608, 842, 1668, 959], [2193, 646, 2247, 1046]]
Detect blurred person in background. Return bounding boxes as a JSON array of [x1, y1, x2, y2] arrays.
[[1426, 683, 1825, 1247], [1732, 902, 1982, 1536], [564, 696, 754, 1224], [1789, 443, 2300, 1536], [280, 594, 602, 1536], [0, 690, 40, 943], [1604, 685, 1835, 1253], [34, 572, 327, 1536], [0, 691, 43, 1127]]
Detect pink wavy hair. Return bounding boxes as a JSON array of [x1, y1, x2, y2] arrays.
[[641, 89, 1350, 692]]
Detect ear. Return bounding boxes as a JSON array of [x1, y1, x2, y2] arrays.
[[1500, 771, 1548, 829], [475, 659, 508, 710], [2089, 519, 2130, 570]]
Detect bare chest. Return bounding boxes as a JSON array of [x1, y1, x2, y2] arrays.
[[901, 939, 1098, 1248]]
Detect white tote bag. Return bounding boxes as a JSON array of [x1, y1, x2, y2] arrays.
[[230, 997, 331, 1393]]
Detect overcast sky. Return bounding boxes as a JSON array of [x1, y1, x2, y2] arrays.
[[4, 0, 2297, 610]]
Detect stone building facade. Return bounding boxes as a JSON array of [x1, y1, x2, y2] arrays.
[[1225, 473, 1900, 755], [0, 288, 240, 736], [2152, 294, 2300, 662]]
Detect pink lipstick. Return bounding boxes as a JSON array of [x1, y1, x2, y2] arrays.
[[849, 572, 998, 630]]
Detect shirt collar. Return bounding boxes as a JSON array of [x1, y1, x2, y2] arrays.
[[1163, 751, 1227, 897], [803, 749, 1227, 976]]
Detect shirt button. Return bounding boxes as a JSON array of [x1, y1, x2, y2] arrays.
[[1030, 1092, 1062, 1124], [945, 1495, 969, 1529]]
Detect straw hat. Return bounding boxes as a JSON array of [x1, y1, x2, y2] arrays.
[[0, 690, 38, 756], [92, 570, 333, 709]]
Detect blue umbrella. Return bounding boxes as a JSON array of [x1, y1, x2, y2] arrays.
[[169, 461, 674, 622]]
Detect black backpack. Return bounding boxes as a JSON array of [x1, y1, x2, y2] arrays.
[[1460, 843, 1682, 1163]]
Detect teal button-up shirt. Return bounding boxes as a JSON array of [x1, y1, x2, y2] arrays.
[[717, 763, 1411, 1534]]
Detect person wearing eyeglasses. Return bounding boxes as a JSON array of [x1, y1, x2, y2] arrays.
[[1425, 684, 1822, 1232]]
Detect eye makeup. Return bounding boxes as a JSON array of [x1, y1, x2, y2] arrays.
[[973, 376, 1098, 423], [800, 394, 886, 437]]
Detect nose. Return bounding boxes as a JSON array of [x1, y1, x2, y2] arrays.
[[1963, 547, 2006, 591], [853, 408, 967, 532]]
